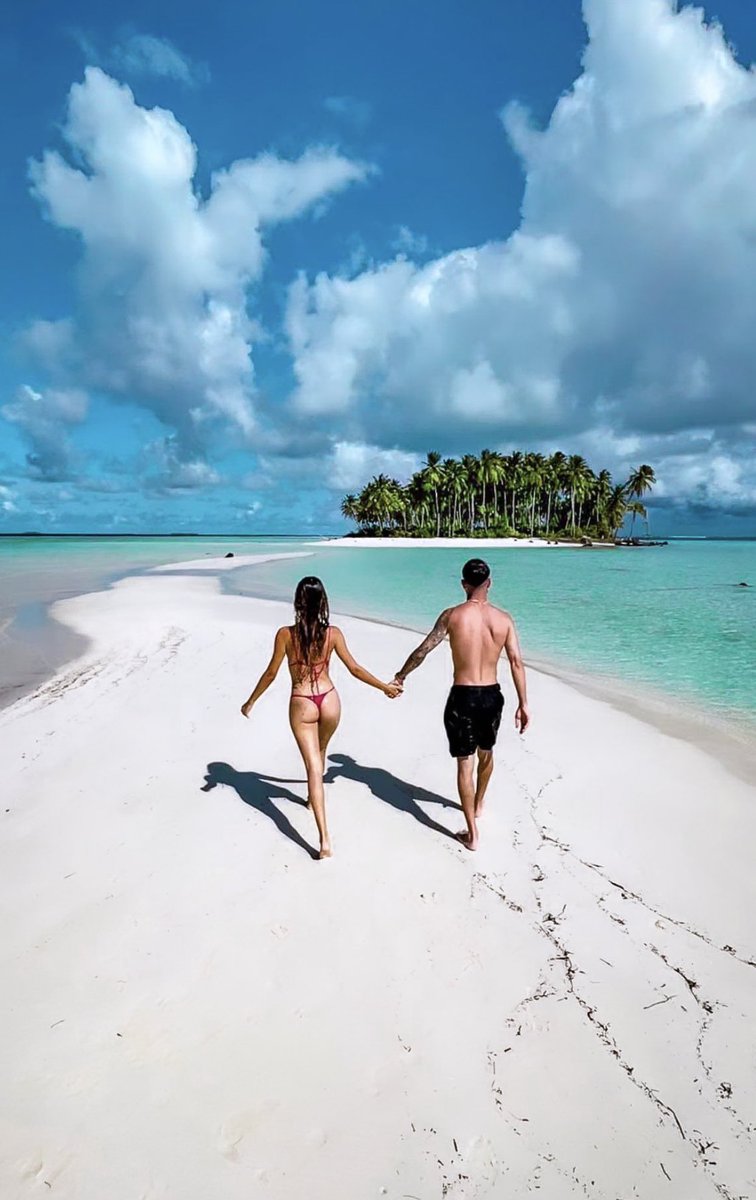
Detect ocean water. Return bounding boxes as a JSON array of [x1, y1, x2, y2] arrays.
[[228, 540, 756, 727], [0, 535, 302, 617], [2, 535, 755, 731], [0, 535, 301, 706]]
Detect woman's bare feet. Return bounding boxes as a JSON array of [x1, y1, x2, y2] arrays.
[[456, 829, 478, 851], [318, 840, 333, 859]]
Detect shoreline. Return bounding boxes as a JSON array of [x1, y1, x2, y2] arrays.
[[221, 565, 756, 784], [322, 612, 756, 784], [0, 550, 313, 714], [2, 562, 755, 1197], [312, 535, 613, 548], [4, 550, 754, 780], [0, 603, 89, 713]]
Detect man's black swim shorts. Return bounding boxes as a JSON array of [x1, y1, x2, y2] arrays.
[[443, 684, 504, 758]]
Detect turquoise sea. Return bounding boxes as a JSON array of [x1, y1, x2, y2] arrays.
[[1, 536, 755, 731], [0, 536, 298, 706], [228, 539, 756, 730]]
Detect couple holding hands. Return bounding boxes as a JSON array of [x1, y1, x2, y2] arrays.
[[241, 558, 529, 859]]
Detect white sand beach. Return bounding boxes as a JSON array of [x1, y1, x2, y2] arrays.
[[315, 536, 594, 548], [1, 558, 755, 1199], [145, 551, 313, 573]]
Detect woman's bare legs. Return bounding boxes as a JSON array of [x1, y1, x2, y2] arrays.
[[290, 692, 341, 858], [318, 691, 341, 772]]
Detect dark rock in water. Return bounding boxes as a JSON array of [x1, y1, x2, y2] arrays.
[[736, 581, 749, 587], [225, 552, 234, 558]]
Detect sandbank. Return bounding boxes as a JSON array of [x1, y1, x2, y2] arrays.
[[147, 550, 313, 572], [1, 563, 754, 1198]]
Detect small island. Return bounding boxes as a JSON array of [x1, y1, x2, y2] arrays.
[[341, 450, 657, 542]]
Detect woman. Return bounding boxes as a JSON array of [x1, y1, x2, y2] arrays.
[[240, 577, 401, 858]]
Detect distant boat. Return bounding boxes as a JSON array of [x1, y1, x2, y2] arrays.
[[614, 537, 668, 547]]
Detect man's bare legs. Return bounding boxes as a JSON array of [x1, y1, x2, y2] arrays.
[[456, 749, 494, 849], [456, 755, 478, 850], [474, 748, 494, 817]]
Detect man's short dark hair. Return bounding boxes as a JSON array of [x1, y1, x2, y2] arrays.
[[462, 558, 491, 587]]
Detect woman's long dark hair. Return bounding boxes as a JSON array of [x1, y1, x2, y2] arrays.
[[293, 576, 330, 672]]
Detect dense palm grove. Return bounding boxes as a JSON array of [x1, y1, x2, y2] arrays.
[[341, 452, 656, 540]]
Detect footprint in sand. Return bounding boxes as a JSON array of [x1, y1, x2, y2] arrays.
[[18, 1158, 45, 1181], [18, 1155, 68, 1190], [442, 1135, 502, 1197], [217, 1115, 255, 1161]]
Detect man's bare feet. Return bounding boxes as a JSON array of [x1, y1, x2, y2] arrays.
[[456, 830, 478, 851]]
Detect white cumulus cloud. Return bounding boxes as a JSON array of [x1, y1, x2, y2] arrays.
[[0, 485, 18, 513], [391, 225, 430, 257], [286, 0, 756, 512], [329, 441, 421, 491], [140, 437, 222, 492], [23, 67, 371, 461], [1, 386, 88, 481]]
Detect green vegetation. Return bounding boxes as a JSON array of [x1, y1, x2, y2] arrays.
[[341, 452, 656, 540]]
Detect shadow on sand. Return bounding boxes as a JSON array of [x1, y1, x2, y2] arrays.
[[324, 752, 458, 840], [201, 762, 318, 859]]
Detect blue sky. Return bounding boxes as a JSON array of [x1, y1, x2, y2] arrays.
[[2, 0, 756, 533]]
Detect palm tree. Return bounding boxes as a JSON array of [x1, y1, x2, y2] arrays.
[[478, 449, 499, 530], [461, 454, 479, 533], [624, 464, 656, 537], [443, 458, 466, 534], [576, 466, 596, 532], [381, 476, 406, 533], [422, 452, 443, 537], [488, 451, 506, 520], [406, 473, 429, 532], [544, 452, 566, 536], [523, 452, 546, 535], [624, 464, 656, 501], [356, 481, 378, 531], [505, 451, 524, 532], [565, 454, 589, 535], [341, 494, 358, 527], [626, 500, 648, 539], [592, 469, 613, 534], [605, 485, 629, 539], [397, 483, 410, 531], [341, 450, 655, 541]]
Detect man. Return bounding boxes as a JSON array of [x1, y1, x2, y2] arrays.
[[392, 558, 529, 850]]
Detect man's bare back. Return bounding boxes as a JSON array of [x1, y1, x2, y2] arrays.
[[446, 599, 515, 686], [393, 595, 527, 719], [392, 558, 529, 851]]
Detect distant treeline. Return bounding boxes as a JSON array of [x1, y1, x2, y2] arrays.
[[341, 451, 656, 540]]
